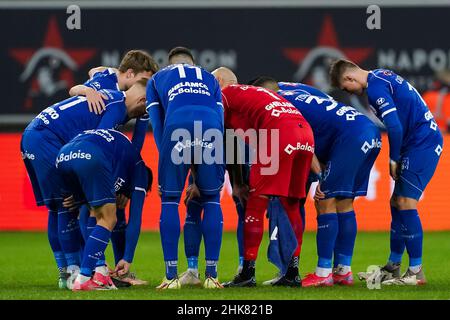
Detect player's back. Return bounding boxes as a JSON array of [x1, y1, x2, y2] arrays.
[[71, 129, 140, 189], [280, 90, 377, 159], [26, 90, 128, 143], [367, 69, 436, 148], [222, 84, 307, 131], [147, 64, 223, 126], [278, 82, 332, 99]]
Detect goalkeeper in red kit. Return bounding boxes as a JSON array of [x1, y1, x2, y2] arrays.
[[212, 67, 315, 287]]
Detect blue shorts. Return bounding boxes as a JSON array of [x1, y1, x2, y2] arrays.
[[321, 126, 381, 199], [56, 140, 116, 208], [21, 128, 65, 208], [158, 112, 225, 197], [394, 134, 444, 200]]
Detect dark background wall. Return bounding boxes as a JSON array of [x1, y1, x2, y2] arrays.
[[1, 5, 449, 117]]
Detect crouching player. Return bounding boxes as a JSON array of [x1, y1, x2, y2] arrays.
[[252, 77, 381, 286], [165, 46, 248, 285], [330, 60, 444, 285], [212, 68, 314, 287], [56, 129, 152, 291], [147, 60, 225, 289], [20, 80, 148, 288]]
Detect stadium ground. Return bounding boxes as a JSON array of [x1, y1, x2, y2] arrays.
[[1, 231, 449, 300]]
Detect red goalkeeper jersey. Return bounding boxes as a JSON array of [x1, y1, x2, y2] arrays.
[[221, 84, 307, 131]]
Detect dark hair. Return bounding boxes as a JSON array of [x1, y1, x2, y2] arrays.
[[247, 76, 278, 87], [168, 46, 195, 64], [118, 50, 159, 75], [329, 59, 359, 88]]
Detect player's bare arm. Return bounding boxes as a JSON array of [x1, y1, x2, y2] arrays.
[[68, 85, 108, 115]]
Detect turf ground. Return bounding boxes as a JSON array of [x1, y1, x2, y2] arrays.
[[1, 231, 449, 300]]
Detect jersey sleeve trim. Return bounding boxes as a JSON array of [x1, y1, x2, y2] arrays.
[[147, 102, 160, 108], [134, 186, 147, 194], [381, 107, 397, 118]]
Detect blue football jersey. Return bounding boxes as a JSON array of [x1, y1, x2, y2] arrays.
[[27, 90, 128, 143], [146, 63, 223, 124], [279, 91, 377, 161], [83, 68, 148, 154], [278, 82, 332, 99], [367, 69, 440, 159], [84, 68, 120, 91], [71, 129, 142, 194]]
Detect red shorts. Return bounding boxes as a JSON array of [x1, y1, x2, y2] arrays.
[[249, 120, 314, 199]]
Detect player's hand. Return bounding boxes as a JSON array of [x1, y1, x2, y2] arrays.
[[85, 87, 108, 115], [314, 184, 326, 201], [184, 183, 201, 206], [62, 195, 78, 211], [114, 259, 131, 276], [232, 184, 249, 208], [116, 194, 129, 209], [389, 160, 400, 180]]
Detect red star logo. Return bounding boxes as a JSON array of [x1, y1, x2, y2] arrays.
[[283, 15, 373, 80], [9, 16, 97, 109]]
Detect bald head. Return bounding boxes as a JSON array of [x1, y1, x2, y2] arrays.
[[212, 67, 238, 89]]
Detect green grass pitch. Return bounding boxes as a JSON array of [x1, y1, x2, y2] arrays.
[[1, 231, 449, 300]]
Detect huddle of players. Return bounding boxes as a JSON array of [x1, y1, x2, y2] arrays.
[[21, 46, 443, 291], [21, 50, 158, 290]]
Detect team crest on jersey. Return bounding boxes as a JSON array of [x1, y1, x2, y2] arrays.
[[376, 97, 385, 105], [382, 70, 393, 76]]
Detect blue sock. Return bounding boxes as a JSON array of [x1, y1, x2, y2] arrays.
[[184, 199, 202, 267], [389, 206, 406, 264], [187, 257, 198, 270], [78, 205, 90, 242], [334, 211, 357, 268], [202, 194, 223, 278], [233, 196, 245, 261], [81, 225, 111, 277], [111, 208, 127, 264], [316, 213, 339, 269], [206, 260, 218, 279], [399, 209, 423, 267], [58, 209, 81, 266], [299, 205, 306, 232], [160, 195, 181, 279], [95, 255, 106, 268], [47, 210, 67, 271], [86, 216, 97, 238]]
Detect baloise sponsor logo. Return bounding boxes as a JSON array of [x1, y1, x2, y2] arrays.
[[284, 142, 315, 155], [361, 138, 382, 154], [56, 150, 92, 166]]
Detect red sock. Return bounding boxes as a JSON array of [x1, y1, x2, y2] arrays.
[[243, 194, 269, 261], [279, 197, 303, 256]]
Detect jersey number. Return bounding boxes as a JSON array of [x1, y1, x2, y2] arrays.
[[174, 64, 203, 80], [256, 87, 281, 100], [407, 83, 427, 106]]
